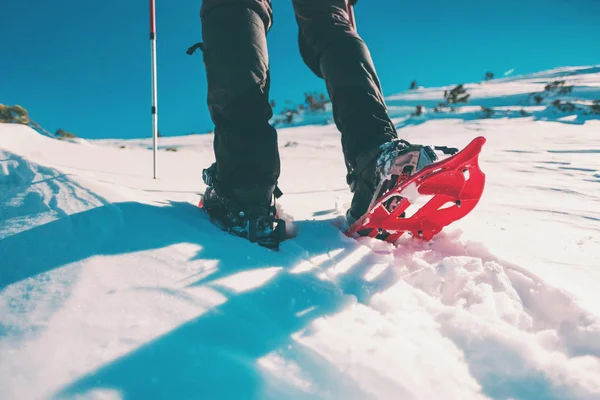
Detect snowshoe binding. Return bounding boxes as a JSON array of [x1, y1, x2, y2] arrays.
[[198, 164, 287, 250], [345, 136, 486, 242]]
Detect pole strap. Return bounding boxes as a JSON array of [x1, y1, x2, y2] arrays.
[[186, 42, 204, 55]]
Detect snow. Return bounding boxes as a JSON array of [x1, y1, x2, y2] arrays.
[[1, 65, 600, 400]]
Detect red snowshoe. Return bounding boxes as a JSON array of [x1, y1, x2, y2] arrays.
[[345, 136, 486, 242]]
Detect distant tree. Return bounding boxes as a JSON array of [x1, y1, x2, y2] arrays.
[[414, 105, 424, 116], [270, 100, 276, 109], [591, 100, 600, 114], [484, 72, 494, 81], [520, 109, 529, 117], [410, 80, 418, 90], [533, 95, 544, 105]]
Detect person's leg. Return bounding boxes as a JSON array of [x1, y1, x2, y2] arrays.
[[201, 0, 279, 203], [292, 0, 397, 170], [293, 1, 438, 224], [200, 0, 286, 248]]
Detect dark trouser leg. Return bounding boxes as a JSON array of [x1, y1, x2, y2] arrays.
[[292, 0, 397, 169], [200, 0, 279, 190]]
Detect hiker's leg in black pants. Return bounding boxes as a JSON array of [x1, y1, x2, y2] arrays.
[[292, 0, 397, 169], [200, 0, 279, 190]]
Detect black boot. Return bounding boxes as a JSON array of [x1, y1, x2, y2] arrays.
[[201, 164, 286, 250], [346, 139, 439, 224]]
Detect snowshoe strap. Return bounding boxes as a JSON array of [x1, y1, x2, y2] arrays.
[[202, 163, 216, 187], [202, 162, 282, 208], [346, 140, 455, 192], [433, 145, 459, 155], [346, 139, 427, 193]]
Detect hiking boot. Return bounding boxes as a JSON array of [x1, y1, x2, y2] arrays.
[[201, 163, 286, 250], [346, 139, 438, 225]]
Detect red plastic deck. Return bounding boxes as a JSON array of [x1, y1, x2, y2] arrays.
[[346, 136, 486, 242]]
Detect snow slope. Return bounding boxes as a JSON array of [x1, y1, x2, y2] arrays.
[[1, 66, 600, 400]]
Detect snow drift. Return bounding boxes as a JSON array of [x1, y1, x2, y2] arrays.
[[1, 65, 600, 400]]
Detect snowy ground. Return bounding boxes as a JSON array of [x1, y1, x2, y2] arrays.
[[1, 66, 600, 400]]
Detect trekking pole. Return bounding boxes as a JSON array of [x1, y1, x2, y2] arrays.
[[150, 0, 159, 179], [347, 1, 357, 31]]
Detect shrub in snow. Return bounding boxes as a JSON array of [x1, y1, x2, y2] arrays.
[[544, 80, 565, 91], [533, 95, 544, 105], [558, 85, 573, 95], [283, 109, 299, 124], [438, 85, 470, 113], [0, 104, 30, 124], [444, 84, 470, 105], [434, 102, 447, 113], [544, 80, 573, 95], [272, 91, 330, 126], [552, 100, 576, 113], [0, 105, 10, 122], [55, 128, 77, 139], [529, 81, 574, 106], [303, 92, 329, 112], [1, 104, 60, 139], [480, 106, 494, 118]]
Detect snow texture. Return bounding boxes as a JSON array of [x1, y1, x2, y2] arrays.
[[1, 65, 600, 400]]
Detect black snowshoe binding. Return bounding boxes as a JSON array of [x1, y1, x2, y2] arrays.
[[200, 164, 286, 250], [346, 139, 457, 236]]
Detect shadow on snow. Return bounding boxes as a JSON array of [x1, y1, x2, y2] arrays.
[[0, 200, 394, 399]]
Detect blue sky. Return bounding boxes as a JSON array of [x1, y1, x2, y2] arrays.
[[1, 0, 599, 140]]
